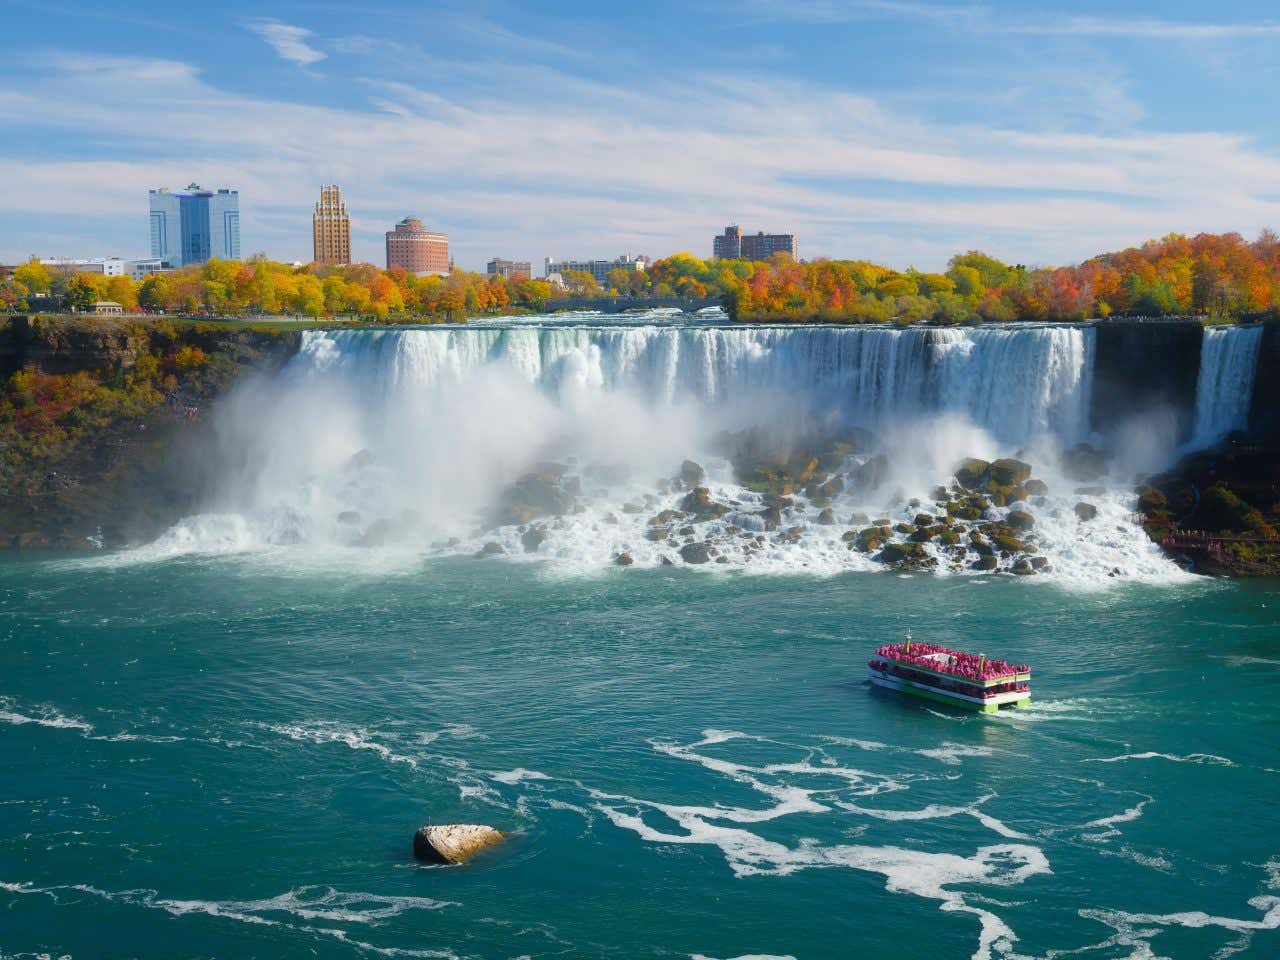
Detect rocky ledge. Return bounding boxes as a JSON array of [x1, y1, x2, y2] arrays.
[[1137, 434, 1280, 577]]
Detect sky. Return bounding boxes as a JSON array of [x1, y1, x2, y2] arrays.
[[2, 0, 1280, 272]]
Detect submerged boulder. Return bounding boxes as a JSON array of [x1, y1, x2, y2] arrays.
[[413, 824, 505, 865]]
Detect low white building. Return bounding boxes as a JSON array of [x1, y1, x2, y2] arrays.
[[41, 257, 174, 282], [544, 254, 647, 284]]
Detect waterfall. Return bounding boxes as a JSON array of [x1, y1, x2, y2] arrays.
[[131, 316, 1194, 586], [292, 323, 1095, 450], [1191, 326, 1263, 448]]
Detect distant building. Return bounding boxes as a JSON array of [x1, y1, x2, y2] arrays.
[[385, 217, 449, 275], [149, 184, 240, 267], [487, 258, 532, 281], [91, 301, 124, 315], [313, 185, 351, 266], [713, 225, 742, 260], [543, 254, 648, 285], [713, 224, 796, 261], [42, 257, 173, 282]]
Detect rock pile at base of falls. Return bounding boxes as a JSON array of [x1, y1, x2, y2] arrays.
[[413, 824, 505, 865]]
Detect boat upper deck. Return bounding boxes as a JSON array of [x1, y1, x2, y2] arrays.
[[872, 641, 1030, 688]]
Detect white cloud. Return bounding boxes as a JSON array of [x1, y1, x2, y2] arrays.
[[244, 19, 326, 67], [1, 52, 1279, 270]]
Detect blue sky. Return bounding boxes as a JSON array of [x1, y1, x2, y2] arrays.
[[2, 0, 1280, 271]]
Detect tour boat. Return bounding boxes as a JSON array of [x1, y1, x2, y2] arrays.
[[867, 633, 1031, 713]]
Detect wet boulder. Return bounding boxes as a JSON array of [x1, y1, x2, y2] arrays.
[[1025, 478, 1049, 496], [614, 552, 634, 566], [817, 508, 836, 526], [1074, 502, 1098, 522], [520, 526, 548, 553], [347, 448, 375, 470], [972, 555, 999, 571], [954, 458, 990, 491], [337, 510, 362, 526], [680, 487, 730, 522], [680, 542, 711, 564], [1010, 558, 1036, 575], [1005, 510, 1036, 531], [473, 541, 505, 558], [413, 824, 505, 865], [679, 460, 706, 485], [989, 458, 1032, 487]]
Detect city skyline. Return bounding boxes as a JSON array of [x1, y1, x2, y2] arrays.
[[4, 2, 1280, 271]]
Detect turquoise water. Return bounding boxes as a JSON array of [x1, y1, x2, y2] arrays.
[[2, 554, 1278, 959]]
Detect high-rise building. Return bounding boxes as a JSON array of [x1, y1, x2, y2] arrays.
[[713, 225, 742, 260], [713, 224, 797, 261], [385, 217, 449, 275], [487, 258, 532, 281], [313, 185, 351, 266], [149, 184, 240, 266], [543, 254, 648, 285]]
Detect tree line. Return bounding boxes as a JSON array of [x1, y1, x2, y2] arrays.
[[3, 230, 1278, 323]]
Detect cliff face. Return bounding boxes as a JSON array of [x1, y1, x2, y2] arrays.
[[1249, 321, 1280, 440], [0, 316, 301, 549], [1090, 319, 1203, 443]]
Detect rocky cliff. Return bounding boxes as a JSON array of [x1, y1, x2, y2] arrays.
[[0, 316, 301, 549], [1090, 319, 1203, 443]]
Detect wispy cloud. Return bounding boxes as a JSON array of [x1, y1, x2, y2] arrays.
[[743, 1, 1280, 39], [1009, 16, 1280, 39], [244, 19, 326, 66]]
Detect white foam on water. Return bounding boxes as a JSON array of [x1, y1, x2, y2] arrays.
[[691, 954, 798, 959], [0, 698, 94, 735], [1082, 799, 1152, 841], [1084, 752, 1235, 766], [0, 881, 463, 959], [490, 768, 552, 785], [836, 794, 1028, 840], [587, 730, 1053, 959], [261, 722, 421, 769], [914, 743, 995, 766]]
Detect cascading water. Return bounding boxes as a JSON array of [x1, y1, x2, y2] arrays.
[[130, 315, 1191, 586], [288, 323, 1093, 448], [1191, 326, 1263, 449]]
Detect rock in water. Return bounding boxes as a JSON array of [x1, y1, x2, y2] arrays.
[[679, 460, 706, 485], [413, 824, 505, 864], [1074, 502, 1098, 522]]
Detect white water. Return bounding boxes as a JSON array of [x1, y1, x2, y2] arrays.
[[120, 316, 1235, 585], [1191, 326, 1263, 448]]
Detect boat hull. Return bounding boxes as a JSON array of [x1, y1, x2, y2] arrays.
[[868, 669, 1031, 714]]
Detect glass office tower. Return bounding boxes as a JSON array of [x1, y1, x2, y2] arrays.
[[149, 184, 240, 266]]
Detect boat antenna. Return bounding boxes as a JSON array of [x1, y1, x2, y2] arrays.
[[904, 630, 912, 652]]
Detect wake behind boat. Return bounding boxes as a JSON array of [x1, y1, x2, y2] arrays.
[[867, 633, 1031, 713]]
